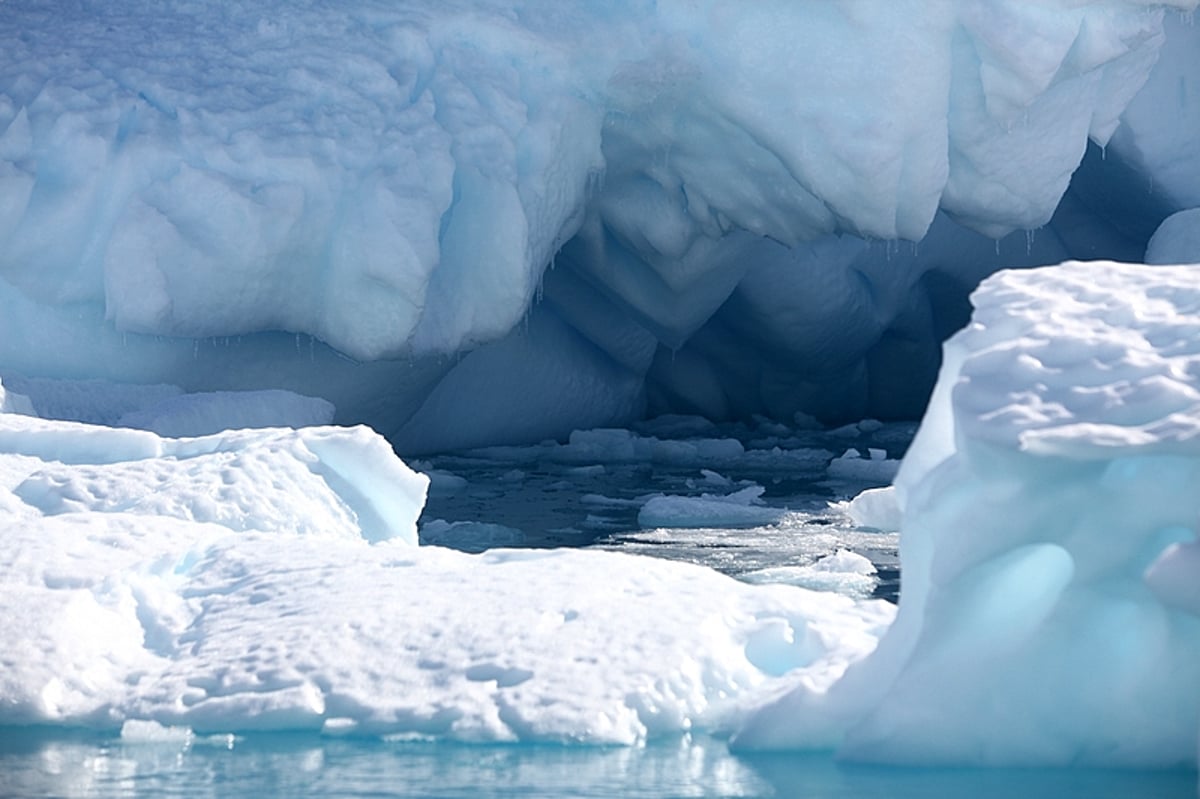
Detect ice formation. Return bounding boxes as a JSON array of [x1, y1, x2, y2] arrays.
[[2, 1, 1197, 450], [0, 388, 892, 740], [734, 262, 1200, 769], [1, 0, 1200, 779]]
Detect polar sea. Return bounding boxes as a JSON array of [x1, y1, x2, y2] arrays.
[[2, 729, 1195, 799]]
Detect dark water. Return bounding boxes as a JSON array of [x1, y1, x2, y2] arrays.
[[415, 418, 909, 601]]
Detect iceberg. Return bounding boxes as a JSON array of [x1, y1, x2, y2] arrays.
[[734, 262, 1200, 769], [2, 1, 1197, 450]]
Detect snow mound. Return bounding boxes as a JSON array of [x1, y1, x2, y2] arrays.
[[735, 262, 1200, 769]]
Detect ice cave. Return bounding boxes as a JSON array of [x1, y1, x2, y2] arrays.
[[1, 1, 1199, 797]]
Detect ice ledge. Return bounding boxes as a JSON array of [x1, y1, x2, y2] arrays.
[[0, 405, 429, 545]]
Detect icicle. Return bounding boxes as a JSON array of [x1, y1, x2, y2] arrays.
[[1025, 229, 1035, 256], [994, 238, 1001, 256]]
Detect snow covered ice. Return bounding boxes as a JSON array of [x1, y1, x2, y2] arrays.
[[735, 263, 1200, 769], [2, 0, 1200, 793]]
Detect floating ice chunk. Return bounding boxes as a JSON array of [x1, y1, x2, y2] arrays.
[[743, 551, 879, 599], [698, 469, 733, 487], [420, 519, 525, 553], [826, 449, 901, 483], [810, 550, 877, 575], [836, 486, 902, 532], [638, 485, 786, 529]]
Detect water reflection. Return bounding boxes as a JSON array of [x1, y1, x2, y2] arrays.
[[1, 730, 1193, 799]]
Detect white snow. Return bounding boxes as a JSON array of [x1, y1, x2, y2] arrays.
[[735, 262, 1200, 769]]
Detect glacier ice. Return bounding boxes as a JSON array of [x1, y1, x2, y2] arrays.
[[2, 1, 1198, 450], [734, 262, 1200, 769], [0, 387, 892, 740]]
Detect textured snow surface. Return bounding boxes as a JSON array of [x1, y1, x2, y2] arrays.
[[735, 262, 1200, 769], [1, 1, 1196, 451], [0, 387, 892, 742]]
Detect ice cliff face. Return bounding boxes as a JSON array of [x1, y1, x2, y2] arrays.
[[0, 1, 1197, 451]]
